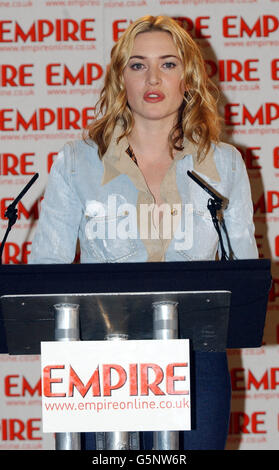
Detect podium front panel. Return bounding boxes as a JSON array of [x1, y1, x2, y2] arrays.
[[1, 290, 231, 354]]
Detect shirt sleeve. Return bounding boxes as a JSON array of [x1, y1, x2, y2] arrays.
[[29, 146, 83, 264], [220, 146, 258, 260]]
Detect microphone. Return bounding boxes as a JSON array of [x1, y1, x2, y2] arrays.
[[6, 173, 39, 211], [0, 173, 39, 265], [187, 170, 229, 210], [187, 170, 231, 261]]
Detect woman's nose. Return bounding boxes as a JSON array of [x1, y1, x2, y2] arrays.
[[146, 66, 161, 85]]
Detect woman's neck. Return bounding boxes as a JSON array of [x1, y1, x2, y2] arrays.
[[127, 119, 174, 163]]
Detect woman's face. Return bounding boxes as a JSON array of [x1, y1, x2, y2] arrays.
[[123, 31, 185, 126]]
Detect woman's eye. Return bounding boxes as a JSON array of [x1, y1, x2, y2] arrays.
[[130, 63, 144, 70], [163, 62, 176, 69]]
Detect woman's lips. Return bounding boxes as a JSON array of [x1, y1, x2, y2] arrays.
[[143, 91, 165, 103]]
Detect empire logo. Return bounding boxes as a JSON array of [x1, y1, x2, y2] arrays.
[[0, 152, 36, 175], [0, 19, 96, 43], [206, 59, 260, 82], [222, 15, 279, 38], [43, 363, 189, 398], [0, 63, 103, 87], [0, 64, 34, 87], [231, 368, 279, 391], [1, 418, 41, 441], [46, 63, 103, 86], [0, 107, 95, 131], [229, 411, 266, 435], [4, 375, 41, 397], [224, 103, 279, 126]]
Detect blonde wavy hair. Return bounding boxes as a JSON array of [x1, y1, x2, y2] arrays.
[[85, 15, 221, 161]]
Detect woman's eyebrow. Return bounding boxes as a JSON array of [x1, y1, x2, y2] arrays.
[[129, 54, 180, 60]]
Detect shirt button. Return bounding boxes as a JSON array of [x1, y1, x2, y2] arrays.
[[171, 209, 178, 216]]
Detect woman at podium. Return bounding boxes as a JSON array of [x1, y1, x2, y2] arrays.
[[29, 15, 258, 449]]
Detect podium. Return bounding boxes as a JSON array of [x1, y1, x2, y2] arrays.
[[0, 259, 271, 450]]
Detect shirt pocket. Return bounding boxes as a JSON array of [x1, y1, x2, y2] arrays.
[[84, 199, 138, 262]]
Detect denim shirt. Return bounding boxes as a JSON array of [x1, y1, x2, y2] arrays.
[[29, 131, 258, 265]]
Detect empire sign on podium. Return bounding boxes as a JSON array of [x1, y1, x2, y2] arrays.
[[0, 259, 271, 450]]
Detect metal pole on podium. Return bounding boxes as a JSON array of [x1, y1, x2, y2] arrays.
[[152, 301, 180, 450], [103, 333, 140, 450], [54, 303, 81, 450]]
